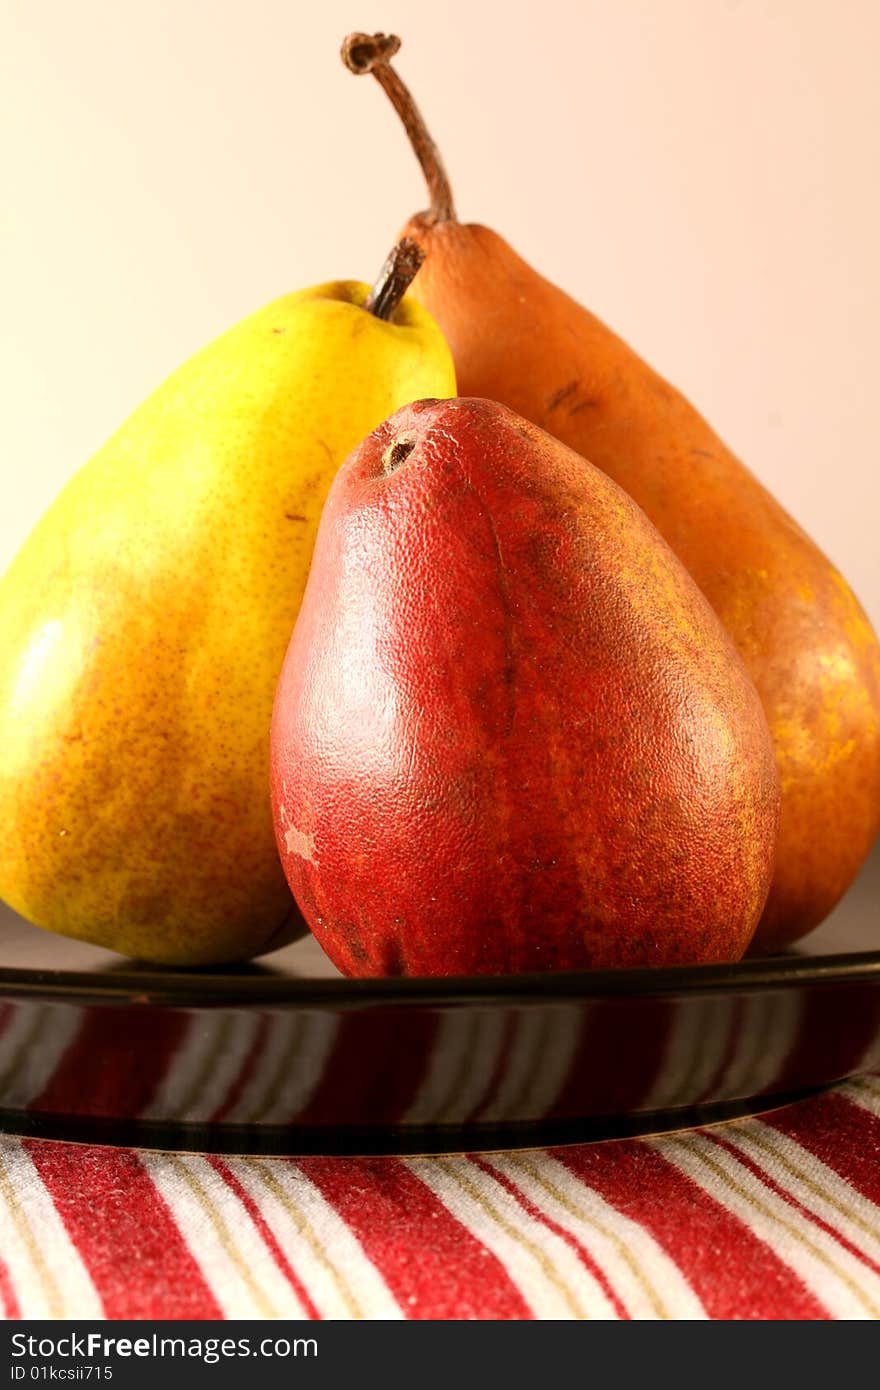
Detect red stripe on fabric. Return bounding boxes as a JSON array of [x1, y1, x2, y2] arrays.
[[24, 1141, 221, 1319], [553, 1140, 828, 1319], [210, 1016, 271, 1123], [471, 1155, 628, 1318], [551, 1000, 674, 1118], [705, 1130, 880, 1280], [768, 1089, 880, 1205], [208, 1158, 320, 1318], [296, 1013, 438, 1127], [0, 1257, 20, 1319], [298, 1156, 533, 1319], [35, 1007, 188, 1118]]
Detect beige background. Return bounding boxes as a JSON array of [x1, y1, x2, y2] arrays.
[[2, 0, 878, 631]]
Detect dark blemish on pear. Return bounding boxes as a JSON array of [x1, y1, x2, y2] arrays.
[[381, 435, 418, 475], [547, 381, 579, 411], [379, 934, 405, 975], [284, 512, 307, 522], [343, 929, 368, 963]]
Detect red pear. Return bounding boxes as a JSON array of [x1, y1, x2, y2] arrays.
[[270, 398, 779, 977]]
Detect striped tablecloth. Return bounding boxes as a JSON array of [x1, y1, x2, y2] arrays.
[[1, 1074, 879, 1320]]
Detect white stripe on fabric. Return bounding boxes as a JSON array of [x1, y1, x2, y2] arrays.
[[487, 1150, 706, 1319], [653, 1130, 880, 1319], [723, 1120, 880, 1266], [409, 1154, 611, 1318], [0, 1139, 104, 1318], [139, 1152, 306, 1318], [230, 1159, 404, 1319]]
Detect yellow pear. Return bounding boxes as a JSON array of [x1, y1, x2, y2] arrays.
[[0, 242, 455, 963]]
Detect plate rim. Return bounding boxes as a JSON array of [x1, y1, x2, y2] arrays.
[[1, 946, 879, 1010], [0, 1082, 836, 1156]]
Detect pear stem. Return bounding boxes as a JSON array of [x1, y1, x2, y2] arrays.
[[341, 32, 457, 226], [365, 236, 426, 320]]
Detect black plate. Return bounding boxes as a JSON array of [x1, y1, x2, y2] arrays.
[[0, 850, 877, 1154]]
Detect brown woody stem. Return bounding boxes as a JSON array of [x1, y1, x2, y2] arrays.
[[341, 31, 456, 225], [365, 236, 425, 320]]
